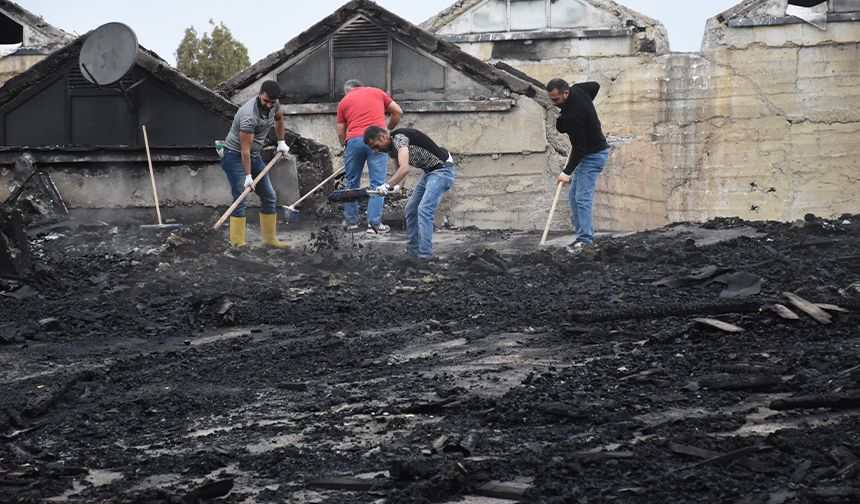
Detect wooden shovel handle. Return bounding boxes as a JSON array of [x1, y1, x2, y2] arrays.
[[289, 167, 345, 208], [213, 152, 283, 230], [142, 125, 162, 225], [540, 181, 564, 246]]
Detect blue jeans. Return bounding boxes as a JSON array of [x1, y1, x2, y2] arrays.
[[405, 163, 455, 259], [569, 149, 608, 245], [343, 137, 388, 225], [220, 147, 277, 217]]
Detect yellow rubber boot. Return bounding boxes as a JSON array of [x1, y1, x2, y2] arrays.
[[260, 213, 289, 248], [229, 216, 246, 247]]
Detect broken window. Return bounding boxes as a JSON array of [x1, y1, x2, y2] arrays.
[[0, 11, 23, 45], [831, 0, 860, 12], [274, 16, 452, 103]]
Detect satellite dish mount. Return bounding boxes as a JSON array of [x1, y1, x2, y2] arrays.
[[78, 22, 146, 111]]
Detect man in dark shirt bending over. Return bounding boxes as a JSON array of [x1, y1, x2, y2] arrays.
[[547, 78, 609, 255], [364, 126, 456, 260]]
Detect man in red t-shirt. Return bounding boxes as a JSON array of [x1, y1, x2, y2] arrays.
[[336, 79, 403, 232]]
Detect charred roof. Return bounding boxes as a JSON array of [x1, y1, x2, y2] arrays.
[[0, 32, 238, 121], [0, 0, 71, 51]]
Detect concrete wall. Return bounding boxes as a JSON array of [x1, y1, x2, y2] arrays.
[[0, 54, 45, 87], [450, 19, 860, 230], [0, 156, 299, 211], [279, 96, 557, 230], [675, 19, 860, 222], [457, 38, 671, 231]]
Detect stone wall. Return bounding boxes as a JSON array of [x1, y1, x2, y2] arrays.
[[280, 96, 557, 230], [0, 55, 46, 87], [451, 20, 860, 231], [0, 156, 300, 211]]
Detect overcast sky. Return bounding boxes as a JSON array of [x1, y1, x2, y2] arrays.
[[19, 1, 741, 65]]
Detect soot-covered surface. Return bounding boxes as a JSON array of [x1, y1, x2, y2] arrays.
[[1, 215, 859, 503]]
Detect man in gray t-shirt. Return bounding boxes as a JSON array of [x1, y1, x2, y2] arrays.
[[220, 80, 291, 248]]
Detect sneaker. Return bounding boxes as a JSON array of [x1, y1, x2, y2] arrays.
[[342, 221, 359, 232], [367, 223, 391, 234], [566, 241, 596, 256]]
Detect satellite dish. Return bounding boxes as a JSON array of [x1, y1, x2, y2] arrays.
[[79, 22, 138, 86]]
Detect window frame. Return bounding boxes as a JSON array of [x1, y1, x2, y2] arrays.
[[469, 0, 588, 33], [829, 0, 860, 13]]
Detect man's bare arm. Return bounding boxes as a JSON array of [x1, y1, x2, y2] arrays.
[[386, 147, 411, 187], [239, 132, 254, 175], [386, 101, 403, 130], [337, 122, 347, 146]]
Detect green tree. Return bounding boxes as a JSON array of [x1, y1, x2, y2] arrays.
[[175, 20, 250, 88]]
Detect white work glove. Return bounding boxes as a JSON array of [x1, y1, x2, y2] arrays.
[[392, 184, 402, 194], [244, 174, 255, 190], [277, 140, 290, 155], [374, 184, 390, 196]]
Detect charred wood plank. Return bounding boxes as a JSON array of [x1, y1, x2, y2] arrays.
[[692, 318, 745, 333], [474, 481, 531, 500], [698, 373, 783, 391], [23, 370, 97, 418], [816, 303, 850, 314], [306, 477, 376, 491], [683, 446, 767, 470], [574, 451, 635, 461], [571, 300, 760, 323], [783, 292, 832, 325], [670, 443, 721, 460], [769, 392, 860, 411], [769, 304, 801, 320], [711, 363, 787, 375]]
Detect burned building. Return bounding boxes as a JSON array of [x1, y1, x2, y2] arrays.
[[422, 0, 669, 66], [674, 0, 860, 223], [0, 31, 324, 215], [217, 0, 565, 230], [0, 0, 71, 86], [422, 0, 859, 229]]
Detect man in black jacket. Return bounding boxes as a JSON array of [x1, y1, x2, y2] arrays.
[[547, 78, 609, 255]]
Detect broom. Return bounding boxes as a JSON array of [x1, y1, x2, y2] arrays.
[[140, 125, 182, 232]]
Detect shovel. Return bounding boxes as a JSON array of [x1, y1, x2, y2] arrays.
[[540, 181, 564, 246], [213, 152, 284, 230], [140, 125, 182, 232], [327, 185, 402, 203], [281, 167, 345, 223]]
